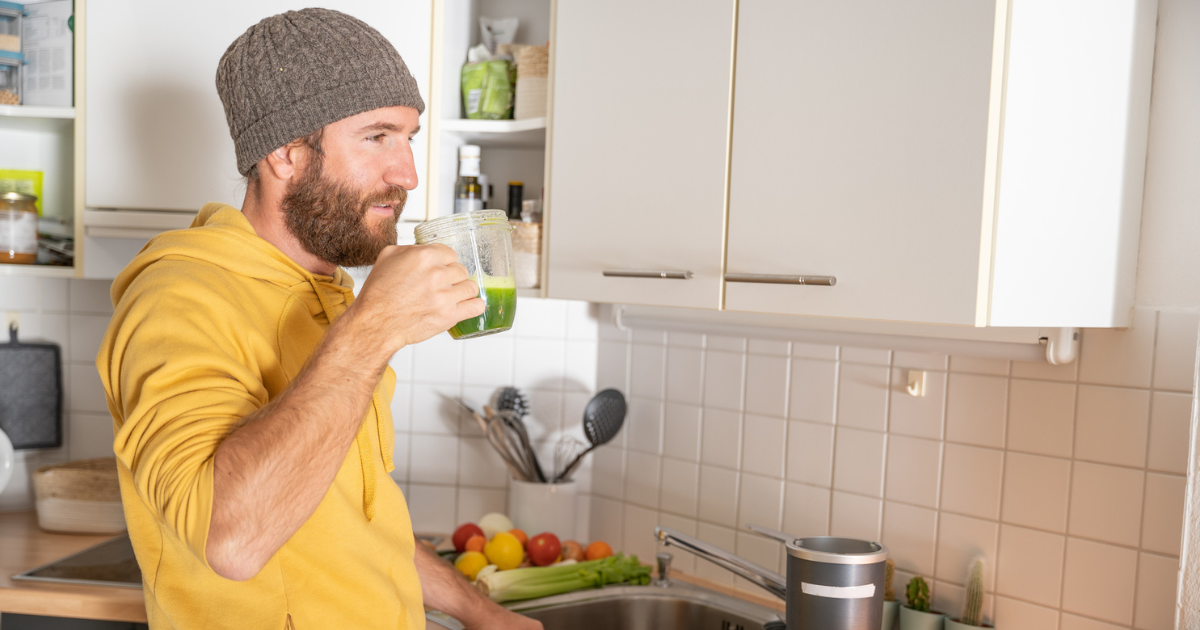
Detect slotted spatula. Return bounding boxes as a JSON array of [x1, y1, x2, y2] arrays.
[[555, 389, 626, 482]]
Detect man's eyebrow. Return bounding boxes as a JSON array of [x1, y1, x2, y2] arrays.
[[354, 122, 406, 134]]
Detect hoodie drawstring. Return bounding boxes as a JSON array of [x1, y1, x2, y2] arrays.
[[307, 276, 391, 522]]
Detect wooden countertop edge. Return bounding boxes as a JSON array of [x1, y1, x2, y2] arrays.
[[0, 511, 148, 623], [667, 571, 787, 614], [0, 587, 147, 623]]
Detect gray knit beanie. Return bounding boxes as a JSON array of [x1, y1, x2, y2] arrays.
[[216, 8, 425, 175]]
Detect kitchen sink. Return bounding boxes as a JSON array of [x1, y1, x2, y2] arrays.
[[426, 581, 783, 630]]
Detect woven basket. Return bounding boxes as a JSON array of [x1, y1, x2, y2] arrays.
[[34, 457, 126, 534]]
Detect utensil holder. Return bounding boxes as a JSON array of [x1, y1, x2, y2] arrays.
[[508, 480, 577, 538]]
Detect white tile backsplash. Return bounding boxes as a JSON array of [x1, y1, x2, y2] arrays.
[[1068, 461, 1145, 547], [1078, 308, 1157, 389], [1134, 552, 1178, 630], [946, 373, 1008, 448], [745, 354, 788, 418], [836, 363, 889, 431], [1075, 385, 1151, 468], [996, 524, 1066, 608], [1, 274, 1193, 630], [1007, 379, 1076, 458], [1148, 391, 1193, 474], [1061, 537, 1139, 625], [788, 358, 837, 423], [590, 306, 1195, 628]]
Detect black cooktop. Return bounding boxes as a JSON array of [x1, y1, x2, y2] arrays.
[[13, 534, 142, 589]]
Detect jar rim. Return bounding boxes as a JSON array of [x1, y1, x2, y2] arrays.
[[414, 210, 511, 244], [1, 191, 37, 202]]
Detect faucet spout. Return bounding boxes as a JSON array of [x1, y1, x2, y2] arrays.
[[655, 527, 787, 599]]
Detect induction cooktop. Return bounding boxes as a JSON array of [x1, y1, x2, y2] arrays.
[[13, 534, 142, 589]]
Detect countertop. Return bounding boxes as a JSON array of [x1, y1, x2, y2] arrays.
[[0, 510, 784, 623], [0, 511, 147, 622]]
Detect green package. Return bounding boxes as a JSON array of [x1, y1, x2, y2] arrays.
[[0, 169, 44, 215], [461, 59, 514, 120]]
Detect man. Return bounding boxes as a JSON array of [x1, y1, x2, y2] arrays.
[[97, 8, 541, 630]]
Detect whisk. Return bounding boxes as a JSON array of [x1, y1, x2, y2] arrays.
[[553, 436, 588, 482]]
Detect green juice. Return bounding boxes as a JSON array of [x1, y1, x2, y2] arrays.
[[450, 279, 517, 339]]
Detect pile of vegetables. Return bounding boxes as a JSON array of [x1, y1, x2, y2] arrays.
[[475, 553, 652, 603], [446, 512, 647, 602]]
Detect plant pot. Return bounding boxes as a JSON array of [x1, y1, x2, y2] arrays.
[[944, 619, 993, 629], [900, 606, 945, 630], [881, 600, 900, 630]]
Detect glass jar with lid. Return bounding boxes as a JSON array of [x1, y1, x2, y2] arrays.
[[1, 191, 38, 264]]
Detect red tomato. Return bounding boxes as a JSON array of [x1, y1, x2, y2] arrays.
[[452, 523, 485, 552], [528, 532, 563, 567]]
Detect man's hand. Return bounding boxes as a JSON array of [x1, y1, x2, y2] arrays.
[[414, 544, 543, 630], [353, 243, 486, 354]]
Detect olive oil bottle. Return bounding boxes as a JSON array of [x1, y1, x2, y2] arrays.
[[454, 145, 484, 214]]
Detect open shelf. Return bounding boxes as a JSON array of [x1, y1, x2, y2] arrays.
[[440, 117, 546, 148], [0, 264, 74, 278], [0, 105, 76, 132], [0, 105, 76, 119]]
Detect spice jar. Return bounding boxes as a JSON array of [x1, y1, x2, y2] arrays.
[[1, 192, 38, 264]]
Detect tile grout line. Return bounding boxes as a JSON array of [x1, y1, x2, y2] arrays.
[[1130, 311, 1162, 628]]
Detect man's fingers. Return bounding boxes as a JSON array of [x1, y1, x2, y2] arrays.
[[454, 297, 486, 321], [444, 261, 471, 284], [452, 277, 480, 301]]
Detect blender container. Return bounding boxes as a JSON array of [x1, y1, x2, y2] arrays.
[[414, 210, 516, 339]]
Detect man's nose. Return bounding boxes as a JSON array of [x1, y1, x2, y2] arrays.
[[384, 143, 419, 191]]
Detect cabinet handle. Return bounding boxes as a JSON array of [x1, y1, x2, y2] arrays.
[[603, 269, 694, 280], [725, 273, 837, 286]]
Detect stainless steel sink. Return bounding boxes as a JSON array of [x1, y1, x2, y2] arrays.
[[427, 581, 783, 630]]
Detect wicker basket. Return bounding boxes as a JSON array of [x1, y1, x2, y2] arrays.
[[33, 457, 126, 534]]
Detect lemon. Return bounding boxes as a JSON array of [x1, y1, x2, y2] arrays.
[[454, 551, 489, 581], [484, 531, 525, 570]]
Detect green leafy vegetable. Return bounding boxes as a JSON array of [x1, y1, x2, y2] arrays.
[[475, 553, 652, 603]]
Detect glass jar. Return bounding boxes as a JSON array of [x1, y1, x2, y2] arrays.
[[414, 210, 516, 339], [0, 191, 38, 264], [0, 52, 20, 105]]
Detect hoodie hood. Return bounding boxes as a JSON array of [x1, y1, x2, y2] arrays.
[[112, 203, 356, 322]]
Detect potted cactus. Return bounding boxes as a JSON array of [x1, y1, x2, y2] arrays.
[[881, 559, 899, 630], [899, 576, 945, 630], [946, 558, 992, 628]]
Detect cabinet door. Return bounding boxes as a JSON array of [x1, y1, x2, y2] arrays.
[[725, 0, 998, 325], [86, 0, 430, 213], [546, 0, 734, 308]]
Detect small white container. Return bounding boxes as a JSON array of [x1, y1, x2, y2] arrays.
[[508, 480, 577, 538]]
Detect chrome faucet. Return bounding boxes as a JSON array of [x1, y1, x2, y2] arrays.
[[654, 525, 788, 599]]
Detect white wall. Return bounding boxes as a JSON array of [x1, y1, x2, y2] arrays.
[[1133, 0, 1200, 310]]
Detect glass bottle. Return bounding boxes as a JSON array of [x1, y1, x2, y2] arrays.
[[454, 145, 484, 214]]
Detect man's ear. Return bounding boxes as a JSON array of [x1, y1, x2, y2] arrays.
[[263, 141, 306, 181]]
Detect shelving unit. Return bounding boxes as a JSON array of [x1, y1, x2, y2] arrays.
[[428, 0, 554, 297], [0, 0, 84, 278]]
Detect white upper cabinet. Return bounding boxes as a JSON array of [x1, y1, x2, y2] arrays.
[[724, 0, 1156, 327], [545, 0, 735, 308], [85, 0, 431, 214]]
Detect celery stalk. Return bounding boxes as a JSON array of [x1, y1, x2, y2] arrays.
[[475, 554, 652, 603]]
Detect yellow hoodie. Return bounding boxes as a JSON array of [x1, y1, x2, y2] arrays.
[[97, 203, 425, 630]]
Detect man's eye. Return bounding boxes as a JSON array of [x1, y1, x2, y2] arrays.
[[367, 134, 385, 142]]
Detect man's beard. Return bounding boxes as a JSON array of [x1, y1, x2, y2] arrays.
[[281, 154, 406, 269]]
